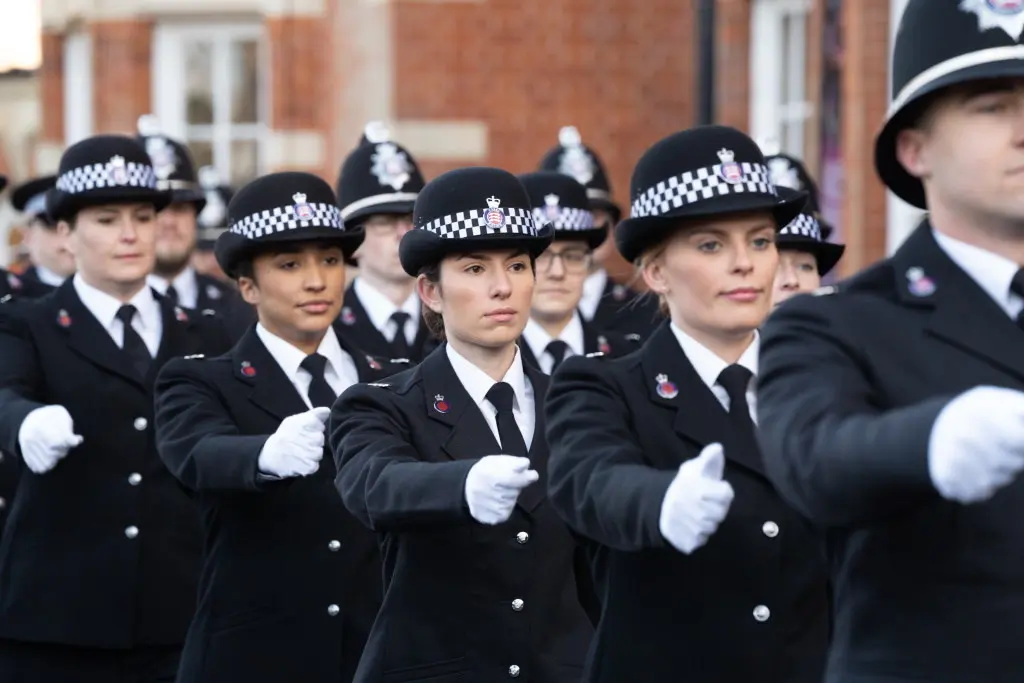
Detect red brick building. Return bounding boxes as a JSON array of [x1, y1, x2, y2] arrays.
[[36, 0, 922, 275]]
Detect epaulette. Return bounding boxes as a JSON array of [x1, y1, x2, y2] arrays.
[[390, 358, 411, 364], [367, 382, 391, 388], [812, 285, 839, 296], [183, 354, 205, 360], [585, 351, 606, 359], [624, 333, 642, 343]]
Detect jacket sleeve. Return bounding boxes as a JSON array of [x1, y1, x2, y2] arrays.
[[756, 294, 950, 527], [0, 306, 46, 457], [154, 357, 270, 492], [544, 356, 675, 551], [330, 383, 478, 532]]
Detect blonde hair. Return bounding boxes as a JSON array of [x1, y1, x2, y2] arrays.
[[635, 245, 669, 317]]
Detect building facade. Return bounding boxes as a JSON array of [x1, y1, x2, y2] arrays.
[[33, 0, 916, 275]]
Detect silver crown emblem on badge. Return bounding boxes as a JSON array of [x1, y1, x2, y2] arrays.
[[292, 192, 307, 204], [544, 194, 559, 207], [109, 155, 125, 168], [486, 196, 501, 209], [717, 148, 735, 163]]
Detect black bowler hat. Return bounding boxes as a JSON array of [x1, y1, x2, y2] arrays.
[[776, 187, 845, 276], [517, 171, 606, 249], [47, 134, 171, 223], [399, 167, 554, 277], [615, 125, 806, 263], [336, 121, 426, 228], [537, 126, 621, 224], [878, 0, 1024, 208], [136, 115, 206, 212], [195, 166, 234, 251], [215, 172, 364, 278], [12, 175, 57, 225], [760, 146, 834, 241]]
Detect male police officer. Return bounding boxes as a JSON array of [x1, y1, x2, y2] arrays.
[[757, 2, 1024, 681], [11, 175, 75, 291]]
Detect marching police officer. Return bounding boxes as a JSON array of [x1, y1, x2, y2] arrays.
[[771, 188, 846, 307], [331, 167, 596, 682], [545, 126, 829, 683], [0, 135, 230, 682], [516, 171, 636, 372], [538, 126, 661, 338], [155, 172, 394, 683], [11, 175, 74, 292], [757, 2, 1024, 680], [190, 166, 233, 283], [335, 121, 436, 362]]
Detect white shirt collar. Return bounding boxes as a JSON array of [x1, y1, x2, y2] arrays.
[[669, 322, 758, 391], [72, 273, 161, 333], [932, 228, 1022, 317], [522, 312, 585, 358], [256, 322, 347, 383], [147, 267, 199, 309], [353, 277, 420, 340], [446, 342, 528, 414], [34, 266, 65, 287], [579, 269, 608, 320]]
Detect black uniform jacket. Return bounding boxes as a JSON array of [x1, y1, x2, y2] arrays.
[[544, 322, 830, 683], [330, 345, 595, 683], [757, 221, 1024, 683], [517, 317, 639, 374], [0, 280, 230, 649], [0, 267, 54, 301], [337, 284, 437, 363], [154, 322, 403, 683], [588, 278, 661, 340], [194, 272, 256, 341]]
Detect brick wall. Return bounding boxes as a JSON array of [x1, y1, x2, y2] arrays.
[[39, 31, 64, 147], [91, 21, 153, 135]]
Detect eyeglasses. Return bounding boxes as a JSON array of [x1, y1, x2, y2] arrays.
[[536, 247, 592, 274]]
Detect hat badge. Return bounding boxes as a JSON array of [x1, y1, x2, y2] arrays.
[[293, 192, 314, 220], [145, 137, 178, 181], [107, 155, 129, 185], [655, 373, 678, 399], [716, 148, 744, 184], [371, 141, 412, 191], [544, 193, 561, 221], [768, 157, 802, 191], [484, 195, 506, 229], [558, 125, 596, 186], [961, 0, 1024, 40]]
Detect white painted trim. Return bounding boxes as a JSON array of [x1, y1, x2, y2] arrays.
[[263, 130, 325, 170], [63, 31, 93, 146], [390, 120, 488, 160]]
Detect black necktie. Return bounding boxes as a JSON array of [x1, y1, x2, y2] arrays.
[[545, 340, 570, 373], [717, 364, 758, 452], [390, 311, 412, 358], [164, 284, 178, 305], [1010, 269, 1024, 331], [115, 304, 152, 379], [300, 354, 337, 408], [485, 382, 528, 457]]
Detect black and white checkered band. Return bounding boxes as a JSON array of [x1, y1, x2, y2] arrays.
[[781, 213, 821, 241], [531, 206, 594, 231], [229, 202, 344, 239], [630, 162, 774, 219], [157, 179, 201, 192], [422, 206, 538, 239], [56, 161, 157, 195]]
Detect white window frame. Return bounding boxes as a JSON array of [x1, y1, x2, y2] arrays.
[[151, 22, 268, 184], [749, 0, 814, 157], [63, 31, 93, 145]]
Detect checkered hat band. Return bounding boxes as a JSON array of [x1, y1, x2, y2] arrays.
[[630, 162, 775, 219], [531, 206, 593, 231], [56, 161, 157, 194], [229, 202, 344, 239], [422, 206, 538, 239], [780, 213, 820, 241]]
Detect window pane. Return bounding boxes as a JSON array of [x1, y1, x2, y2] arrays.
[[230, 138, 259, 185], [230, 40, 260, 124], [187, 140, 214, 169], [185, 42, 214, 125]]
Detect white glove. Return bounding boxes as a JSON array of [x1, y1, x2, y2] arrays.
[[18, 405, 84, 475], [258, 407, 330, 479], [928, 386, 1024, 503], [464, 455, 539, 525], [659, 443, 735, 554]]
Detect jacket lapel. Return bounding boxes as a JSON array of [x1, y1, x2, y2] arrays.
[[893, 223, 1024, 383], [420, 346, 503, 461], [516, 366, 549, 513], [334, 320, 387, 383], [232, 328, 309, 421], [341, 284, 394, 354], [515, 338, 542, 373]]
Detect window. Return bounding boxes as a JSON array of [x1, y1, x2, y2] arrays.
[[749, 0, 813, 157], [152, 23, 266, 186]]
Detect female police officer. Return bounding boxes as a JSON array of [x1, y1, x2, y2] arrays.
[[330, 166, 596, 682], [544, 126, 830, 683], [771, 188, 845, 306]]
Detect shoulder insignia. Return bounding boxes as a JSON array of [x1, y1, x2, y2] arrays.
[[367, 382, 391, 388], [183, 354, 205, 360], [625, 333, 642, 342], [585, 351, 606, 358], [812, 285, 838, 296], [201, 309, 217, 316], [390, 358, 411, 364]]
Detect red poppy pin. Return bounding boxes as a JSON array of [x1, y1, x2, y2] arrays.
[[174, 307, 189, 322], [598, 335, 611, 355], [341, 307, 356, 326], [655, 373, 678, 399], [433, 394, 450, 414], [366, 355, 382, 370], [57, 309, 72, 327], [240, 361, 256, 377]]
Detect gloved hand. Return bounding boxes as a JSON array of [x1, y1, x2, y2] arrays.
[[464, 455, 539, 525], [929, 386, 1024, 503], [258, 407, 330, 479], [659, 443, 735, 554], [18, 405, 84, 475]]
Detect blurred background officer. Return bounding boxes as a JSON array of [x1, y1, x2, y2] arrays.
[[190, 166, 234, 284], [771, 188, 845, 307], [11, 174, 74, 292]]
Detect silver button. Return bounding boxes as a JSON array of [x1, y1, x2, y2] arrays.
[[753, 605, 770, 622], [762, 521, 779, 538], [124, 525, 139, 539], [516, 531, 529, 544], [511, 598, 524, 611], [508, 664, 520, 677], [328, 540, 341, 551], [327, 604, 340, 616], [128, 473, 142, 485], [133, 417, 148, 431]]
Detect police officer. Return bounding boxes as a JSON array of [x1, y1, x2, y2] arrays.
[[0, 135, 230, 682], [11, 175, 74, 291], [335, 121, 435, 362], [771, 188, 845, 307], [136, 115, 253, 337], [545, 126, 829, 683], [154, 172, 394, 683], [0, 174, 42, 303], [190, 165, 233, 283], [762, 146, 835, 241], [331, 167, 596, 682], [516, 171, 636, 373], [538, 126, 661, 338], [756, 2, 1024, 681]]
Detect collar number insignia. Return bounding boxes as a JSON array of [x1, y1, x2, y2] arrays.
[[906, 267, 936, 297], [716, 148, 745, 184], [484, 196, 506, 229], [433, 394, 450, 414], [371, 142, 412, 191], [961, 0, 1024, 40], [655, 373, 678, 399]]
